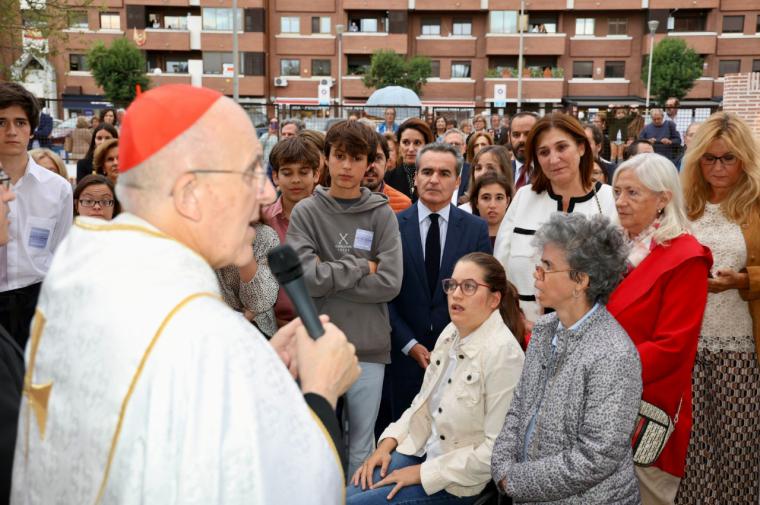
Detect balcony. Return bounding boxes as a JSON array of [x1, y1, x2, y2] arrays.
[[343, 33, 407, 54], [416, 36, 477, 58], [720, 0, 760, 9], [343, 0, 406, 8], [684, 78, 714, 99], [148, 73, 193, 87], [420, 79, 476, 101], [342, 76, 373, 98], [522, 0, 567, 8], [485, 33, 566, 56], [485, 77, 564, 101], [201, 32, 265, 51], [567, 78, 631, 97], [63, 73, 102, 95], [276, 35, 335, 55], [202, 75, 265, 96], [666, 32, 717, 54], [570, 36, 632, 58], [63, 30, 123, 52], [414, 0, 482, 9], [276, 0, 334, 11], [717, 35, 760, 56], [141, 29, 191, 51], [649, 0, 718, 7], [572, 0, 641, 8]]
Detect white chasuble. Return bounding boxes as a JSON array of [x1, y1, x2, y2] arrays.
[[11, 213, 344, 505]]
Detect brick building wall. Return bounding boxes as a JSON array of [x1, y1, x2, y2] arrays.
[[722, 73, 760, 136]]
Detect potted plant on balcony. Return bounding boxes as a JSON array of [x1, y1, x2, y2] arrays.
[[486, 68, 500, 78], [552, 67, 564, 78], [502, 67, 516, 78], [530, 67, 543, 78]]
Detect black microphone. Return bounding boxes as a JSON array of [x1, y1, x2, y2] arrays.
[[268, 244, 325, 339]]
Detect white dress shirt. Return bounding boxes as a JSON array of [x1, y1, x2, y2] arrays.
[[401, 201, 451, 355], [0, 155, 73, 291]]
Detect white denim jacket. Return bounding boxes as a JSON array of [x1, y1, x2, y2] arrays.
[[380, 310, 525, 497]]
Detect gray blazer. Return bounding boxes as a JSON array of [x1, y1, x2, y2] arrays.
[[491, 305, 642, 504]]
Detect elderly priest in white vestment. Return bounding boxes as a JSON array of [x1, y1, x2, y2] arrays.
[[11, 84, 360, 505]]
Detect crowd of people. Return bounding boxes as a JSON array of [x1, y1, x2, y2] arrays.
[[0, 80, 758, 505]]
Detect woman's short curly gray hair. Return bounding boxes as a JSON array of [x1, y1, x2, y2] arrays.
[[533, 213, 630, 304]]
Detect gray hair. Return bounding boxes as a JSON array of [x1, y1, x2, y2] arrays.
[[533, 213, 630, 305], [281, 118, 305, 131], [415, 142, 464, 176], [442, 128, 466, 144], [650, 108, 664, 118], [612, 153, 690, 245]]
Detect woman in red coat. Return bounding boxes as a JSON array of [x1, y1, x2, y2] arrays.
[[606, 153, 712, 505]]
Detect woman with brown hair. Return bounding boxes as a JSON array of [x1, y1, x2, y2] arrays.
[[676, 112, 760, 505], [464, 131, 493, 166], [73, 174, 119, 220], [493, 112, 617, 322], [383, 118, 434, 200], [458, 145, 513, 211], [93, 138, 119, 184], [383, 132, 399, 171], [348, 253, 524, 504], [470, 173, 513, 248]]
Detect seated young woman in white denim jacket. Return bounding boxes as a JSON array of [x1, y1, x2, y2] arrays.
[[347, 253, 525, 505]]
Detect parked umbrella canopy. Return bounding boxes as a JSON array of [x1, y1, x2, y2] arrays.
[[365, 86, 422, 122]]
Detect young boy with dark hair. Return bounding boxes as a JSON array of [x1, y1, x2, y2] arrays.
[[0, 82, 72, 349], [287, 119, 402, 476], [262, 135, 322, 325]]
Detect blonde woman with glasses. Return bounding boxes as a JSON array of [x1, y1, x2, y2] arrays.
[[675, 112, 760, 505]]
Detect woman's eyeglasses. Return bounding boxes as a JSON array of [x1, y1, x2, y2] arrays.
[[700, 153, 738, 167], [441, 278, 490, 296], [534, 265, 574, 281], [78, 198, 115, 208]]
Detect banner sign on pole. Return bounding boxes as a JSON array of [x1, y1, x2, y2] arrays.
[[494, 84, 507, 108], [318, 84, 330, 106]]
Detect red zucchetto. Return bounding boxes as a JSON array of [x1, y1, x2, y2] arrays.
[[119, 84, 222, 173]]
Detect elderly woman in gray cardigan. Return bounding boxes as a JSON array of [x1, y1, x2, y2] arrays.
[[491, 213, 642, 504]]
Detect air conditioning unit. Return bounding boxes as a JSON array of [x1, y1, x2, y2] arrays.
[[274, 77, 288, 87], [319, 77, 335, 87]]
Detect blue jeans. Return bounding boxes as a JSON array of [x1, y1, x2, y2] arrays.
[[346, 452, 479, 505]]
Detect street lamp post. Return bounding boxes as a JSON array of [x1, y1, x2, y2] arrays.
[[516, 0, 526, 111], [336, 24, 346, 113], [232, 0, 239, 102], [645, 19, 659, 116]]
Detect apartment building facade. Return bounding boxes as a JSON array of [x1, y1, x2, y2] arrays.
[[18, 0, 760, 118]]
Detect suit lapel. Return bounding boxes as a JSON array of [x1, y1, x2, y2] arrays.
[[401, 205, 431, 301]]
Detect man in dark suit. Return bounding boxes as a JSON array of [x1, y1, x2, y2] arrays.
[[508, 112, 538, 190], [385, 142, 492, 421], [489, 113, 509, 146]]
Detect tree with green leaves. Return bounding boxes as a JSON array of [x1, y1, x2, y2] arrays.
[[87, 38, 150, 106], [362, 50, 432, 96], [641, 38, 703, 105]]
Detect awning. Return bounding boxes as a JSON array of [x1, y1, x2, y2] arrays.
[[61, 94, 114, 110], [273, 97, 321, 105]]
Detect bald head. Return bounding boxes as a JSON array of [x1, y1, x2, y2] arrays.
[[117, 95, 273, 268]]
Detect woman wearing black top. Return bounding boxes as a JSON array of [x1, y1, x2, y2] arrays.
[[383, 118, 434, 201], [76, 123, 118, 182]]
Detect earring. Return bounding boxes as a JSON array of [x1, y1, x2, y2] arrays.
[[657, 208, 664, 215]]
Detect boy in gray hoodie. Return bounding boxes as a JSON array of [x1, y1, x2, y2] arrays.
[[287, 119, 403, 476]]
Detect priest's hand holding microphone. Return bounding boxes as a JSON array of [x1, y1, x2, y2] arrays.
[[268, 244, 361, 409]]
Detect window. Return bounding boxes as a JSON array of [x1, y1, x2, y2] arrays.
[[312, 59, 331, 76], [202, 52, 242, 74], [672, 12, 706, 32], [166, 60, 189, 73], [753, 59, 760, 72], [572, 61, 593, 78], [451, 61, 471, 78], [347, 55, 371, 75], [311, 16, 330, 34], [69, 54, 88, 71], [281, 59, 300, 76], [575, 18, 594, 36], [490, 11, 517, 34], [757, 14, 760, 33], [360, 18, 378, 32], [202, 8, 243, 31], [453, 19, 472, 36], [605, 61, 625, 78], [528, 14, 557, 33], [430, 60, 440, 78], [99, 13, 120, 30], [722, 16, 744, 33], [68, 11, 88, 29], [718, 60, 740, 76], [421, 18, 440, 36], [280, 16, 300, 33], [164, 16, 188, 30], [608, 18, 627, 35]]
